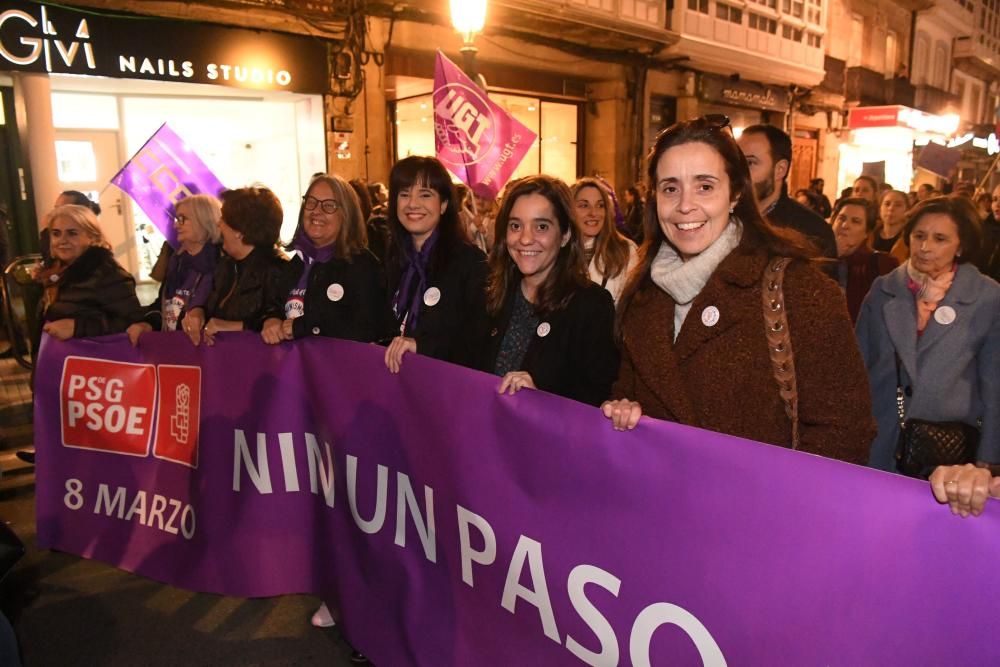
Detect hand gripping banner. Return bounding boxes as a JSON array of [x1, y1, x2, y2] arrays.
[[110, 123, 227, 248], [433, 51, 538, 199], [34, 333, 1000, 666]]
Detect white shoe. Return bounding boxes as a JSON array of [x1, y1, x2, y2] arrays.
[[311, 602, 336, 628]]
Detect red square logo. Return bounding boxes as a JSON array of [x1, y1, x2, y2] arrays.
[[153, 365, 201, 468], [60, 357, 157, 456]]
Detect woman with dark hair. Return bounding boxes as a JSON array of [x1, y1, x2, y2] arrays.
[[572, 177, 639, 304], [127, 195, 222, 344], [857, 196, 999, 513], [383, 156, 487, 373], [184, 186, 288, 346], [622, 185, 645, 243], [602, 117, 875, 464], [259, 175, 387, 346], [475, 175, 618, 406], [830, 197, 898, 323], [872, 189, 910, 263], [852, 176, 879, 205]]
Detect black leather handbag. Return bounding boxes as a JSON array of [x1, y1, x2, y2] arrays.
[[894, 355, 980, 479]]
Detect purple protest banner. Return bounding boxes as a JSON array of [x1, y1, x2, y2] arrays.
[[434, 51, 538, 199], [110, 123, 226, 248], [34, 333, 1000, 666]]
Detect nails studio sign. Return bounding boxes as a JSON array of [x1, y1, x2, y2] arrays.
[[0, 1, 328, 94]]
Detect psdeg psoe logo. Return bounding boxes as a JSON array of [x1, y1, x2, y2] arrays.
[[434, 82, 497, 166], [0, 5, 96, 72], [60, 357, 201, 468]]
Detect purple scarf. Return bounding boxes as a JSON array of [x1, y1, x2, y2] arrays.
[[163, 244, 218, 312], [290, 230, 335, 293], [392, 230, 440, 334]]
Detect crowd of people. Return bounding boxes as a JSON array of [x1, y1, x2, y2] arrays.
[[22, 115, 1000, 662]]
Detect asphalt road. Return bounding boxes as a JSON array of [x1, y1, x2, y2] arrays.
[[0, 482, 361, 666]]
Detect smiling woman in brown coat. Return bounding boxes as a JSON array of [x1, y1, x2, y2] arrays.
[[602, 117, 875, 464]]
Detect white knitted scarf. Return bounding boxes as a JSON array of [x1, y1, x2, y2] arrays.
[[650, 219, 743, 341]]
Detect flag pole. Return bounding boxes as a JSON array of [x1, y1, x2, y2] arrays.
[[975, 151, 1000, 197]]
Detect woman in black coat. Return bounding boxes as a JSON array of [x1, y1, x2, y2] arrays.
[[184, 187, 288, 346], [383, 156, 487, 372], [35, 204, 143, 348], [476, 175, 618, 406], [260, 174, 388, 345]]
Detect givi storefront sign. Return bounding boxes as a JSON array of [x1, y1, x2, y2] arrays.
[[0, 0, 329, 93]]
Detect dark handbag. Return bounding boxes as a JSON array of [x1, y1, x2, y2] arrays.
[[0, 521, 25, 582], [893, 355, 980, 479]]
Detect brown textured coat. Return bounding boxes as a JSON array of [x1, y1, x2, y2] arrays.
[[613, 239, 876, 464]]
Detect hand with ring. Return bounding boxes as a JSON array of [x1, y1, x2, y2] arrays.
[[182, 308, 205, 347], [929, 464, 1000, 517], [498, 371, 536, 396]]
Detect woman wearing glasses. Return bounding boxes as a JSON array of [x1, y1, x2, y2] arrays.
[[127, 195, 222, 345], [260, 175, 388, 345], [602, 117, 875, 464], [183, 186, 288, 346], [383, 156, 488, 373]]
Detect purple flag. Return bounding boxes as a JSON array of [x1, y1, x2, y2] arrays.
[[110, 123, 226, 248], [33, 333, 1000, 666], [434, 51, 537, 199]]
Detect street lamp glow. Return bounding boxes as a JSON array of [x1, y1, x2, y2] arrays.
[[451, 0, 487, 43]]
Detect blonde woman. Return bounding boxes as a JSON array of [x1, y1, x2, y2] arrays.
[[128, 195, 222, 345], [36, 205, 143, 346], [571, 177, 639, 304]]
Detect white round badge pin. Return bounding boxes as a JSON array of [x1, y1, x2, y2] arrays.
[[537, 322, 551, 338], [424, 287, 441, 307], [934, 305, 956, 326], [326, 283, 345, 302], [701, 306, 720, 327]]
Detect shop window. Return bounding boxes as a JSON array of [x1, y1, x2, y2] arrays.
[[55, 141, 98, 182], [394, 93, 579, 187], [687, 0, 709, 14], [51, 93, 119, 129], [717, 3, 743, 23]]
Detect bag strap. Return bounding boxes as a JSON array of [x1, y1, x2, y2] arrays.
[[894, 352, 907, 426], [761, 257, 799, 450]]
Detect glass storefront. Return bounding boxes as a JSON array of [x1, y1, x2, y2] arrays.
[[49, 77, 325, 281], [394, 92, 580, 187]]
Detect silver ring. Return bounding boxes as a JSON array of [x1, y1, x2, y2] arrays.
[[946, 480, 958, 486]]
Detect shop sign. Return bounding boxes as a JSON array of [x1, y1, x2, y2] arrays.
[[849, 105, 960, 136], [0, 0, 328, 94], [947, 132, 1000, 156], [698, 73, 789, 112]]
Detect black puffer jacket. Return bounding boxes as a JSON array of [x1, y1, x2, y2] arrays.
[[203, 247, 288, 332], [39, 245, 143, 338]]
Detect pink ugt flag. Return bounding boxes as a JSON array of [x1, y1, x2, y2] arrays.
[[433, 51, 537, 199]]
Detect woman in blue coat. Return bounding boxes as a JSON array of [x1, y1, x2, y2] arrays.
[[856, 196, 1000, 515]]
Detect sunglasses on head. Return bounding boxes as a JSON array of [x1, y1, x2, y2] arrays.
[[702, 114, 732, 130]]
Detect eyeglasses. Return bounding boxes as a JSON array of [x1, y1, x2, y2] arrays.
[[303, 195, 340, 214], [173, 214, 191, 225]]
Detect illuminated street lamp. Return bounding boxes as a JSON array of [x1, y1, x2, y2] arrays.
[[450, 0, 488, 88]]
